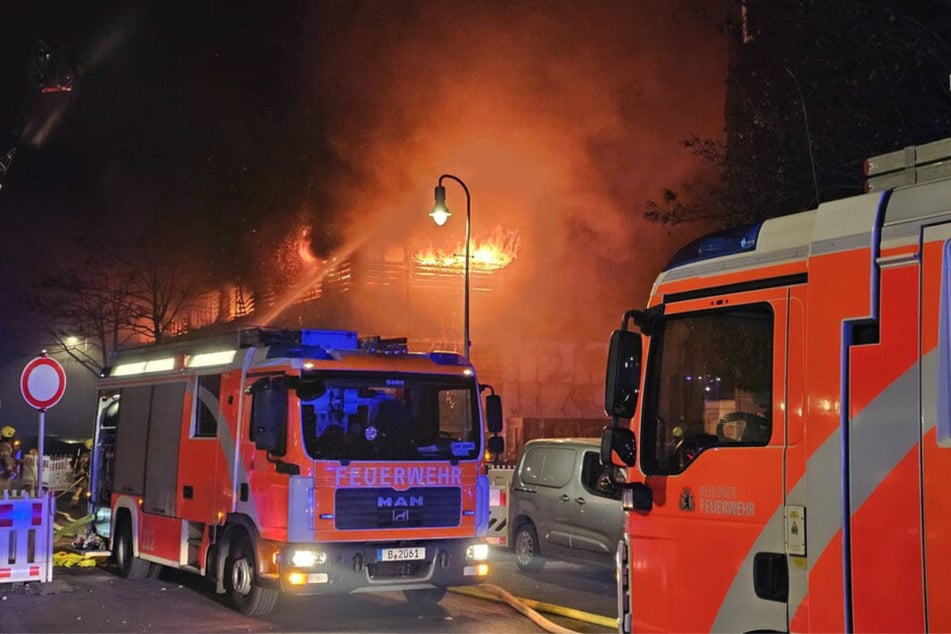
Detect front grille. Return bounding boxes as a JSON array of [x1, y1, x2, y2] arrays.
[[335, 487, 461, 530], [367, 560, 426, 580]]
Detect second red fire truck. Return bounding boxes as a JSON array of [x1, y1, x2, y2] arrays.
[[602, 136, 951, 632], [89, 328, 502, 615]]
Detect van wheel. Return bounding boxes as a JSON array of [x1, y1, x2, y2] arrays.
[[403, 587, 447, 604], [112, 515, 152, 579], [225, 535, 278, 616], [514, 523, 544, 571]]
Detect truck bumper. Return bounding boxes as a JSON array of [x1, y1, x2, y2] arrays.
[[276, 538, 490, 595]]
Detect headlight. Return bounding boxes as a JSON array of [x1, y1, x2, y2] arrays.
[[291, 549, 327, 567], [466, 543, 489, 561]]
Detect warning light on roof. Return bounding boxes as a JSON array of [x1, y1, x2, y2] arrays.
[[664, 223, 762, 271]]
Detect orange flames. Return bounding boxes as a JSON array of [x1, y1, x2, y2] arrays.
[[414, 226, 520, 273], [296, 227, 320, 266]]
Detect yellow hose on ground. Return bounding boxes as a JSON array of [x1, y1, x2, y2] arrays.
[[451, 583, 617, 633], [52, 551, 99, 568]]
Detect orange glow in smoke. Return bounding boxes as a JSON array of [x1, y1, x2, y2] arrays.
[[414, 226, 520, 273], [297, 228, 319, 266]]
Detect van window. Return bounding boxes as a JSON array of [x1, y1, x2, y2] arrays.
[[521, 446, 574, 488], [581, 451, 620, 499]]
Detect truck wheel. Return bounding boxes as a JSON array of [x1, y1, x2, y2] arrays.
[[225, 534, 278, 616], [403, 587, 447, 604], [514, 523, 544, 572], [112, 515, 152, 579]]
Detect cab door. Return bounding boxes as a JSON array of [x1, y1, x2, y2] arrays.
[[628, 287, 793, 632], [176, 373, 222, 523]]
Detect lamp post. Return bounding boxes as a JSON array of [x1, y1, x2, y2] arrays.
[[429, 174, 471, 359]]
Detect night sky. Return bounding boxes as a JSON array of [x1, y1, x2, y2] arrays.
[[0, 1, 728, 436]]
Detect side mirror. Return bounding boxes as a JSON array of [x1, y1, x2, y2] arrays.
[[486, 435, 504, 457], [485, 394, 503, 433], [605, 329, 642, 419], [600, 426, 636, 467]]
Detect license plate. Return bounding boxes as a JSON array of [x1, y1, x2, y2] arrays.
[[377, 547, 426, 562]]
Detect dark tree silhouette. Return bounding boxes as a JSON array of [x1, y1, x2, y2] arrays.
[[647, 0, 951, 226]]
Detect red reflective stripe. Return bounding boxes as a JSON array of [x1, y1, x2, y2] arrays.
[[0, 569, 10, 579], [500, 491, 506, 506], [29, 566, 40, 576], [32, 503, 43, 526]]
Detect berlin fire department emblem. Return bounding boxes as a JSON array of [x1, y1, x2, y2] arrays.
[[679, 487, 695, 512]]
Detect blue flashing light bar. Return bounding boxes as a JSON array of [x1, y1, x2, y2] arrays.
[[428, 351, 466, 366], [301, 329, 358, 350], [663, 222, 762, 271]]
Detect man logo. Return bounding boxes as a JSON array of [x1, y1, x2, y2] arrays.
[[378, 495, 424, 507], [393, 509, 410, 522]]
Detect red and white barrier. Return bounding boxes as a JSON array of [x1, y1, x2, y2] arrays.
[[0, 490, 54, 583], [21, 454, 75, 493], [487, 466, 514, 546]]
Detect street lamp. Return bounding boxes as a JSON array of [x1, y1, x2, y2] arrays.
[[429, 174, 471, 359]]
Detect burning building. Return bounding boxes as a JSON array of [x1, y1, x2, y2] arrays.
[[175, 223, 608, 463]]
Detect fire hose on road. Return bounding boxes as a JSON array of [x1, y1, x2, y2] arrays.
[[450, 583, 616, 633]]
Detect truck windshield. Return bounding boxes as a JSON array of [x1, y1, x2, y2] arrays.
[[299, 372, 480, 462], [641, 304, 773, 475]]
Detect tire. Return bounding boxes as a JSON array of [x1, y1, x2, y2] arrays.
[[225, 534, 278, 616], [112, 516, 152, 579], [514, 523, 544, 572], [403, 587, 447, 604]]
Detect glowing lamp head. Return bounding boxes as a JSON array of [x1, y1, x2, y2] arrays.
[[429, 184, 452, 226]]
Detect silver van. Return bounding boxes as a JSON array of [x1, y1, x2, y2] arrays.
[[507, 438, 623, 571]]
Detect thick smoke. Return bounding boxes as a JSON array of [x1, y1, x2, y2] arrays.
[[294, 0, 728, 343]]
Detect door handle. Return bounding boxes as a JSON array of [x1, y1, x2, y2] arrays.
[[753, 552, 788, 602], [575, 497, 586, 505], [560, 494, 570, 502]]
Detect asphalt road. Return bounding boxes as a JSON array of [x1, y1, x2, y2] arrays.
[[0, 549, 617, 633], [487, 547, 617, 619]]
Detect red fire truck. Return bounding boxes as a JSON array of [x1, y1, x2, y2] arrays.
[[89, 328, 502, 615], [601, 137, 951, 632]]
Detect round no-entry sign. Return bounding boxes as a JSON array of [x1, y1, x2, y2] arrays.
[[21, 355, 66, 411]]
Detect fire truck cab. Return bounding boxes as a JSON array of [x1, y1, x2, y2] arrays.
[[602, 137, 951, 632], [89, 328, 502, 615]]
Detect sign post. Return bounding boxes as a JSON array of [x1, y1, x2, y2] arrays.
[[20, 353, 66, 495]]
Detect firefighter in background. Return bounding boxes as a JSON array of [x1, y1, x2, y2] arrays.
[[70, 438, 92, 508], [19, 449, 38, 495], [0, 426, 19, 492]]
